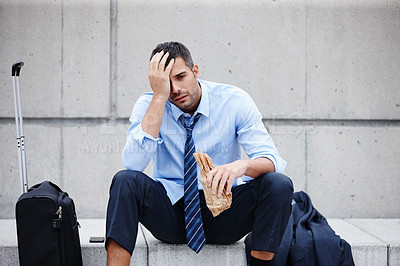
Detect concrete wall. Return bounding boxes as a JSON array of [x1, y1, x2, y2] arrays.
[[0, 0, 399, 219]]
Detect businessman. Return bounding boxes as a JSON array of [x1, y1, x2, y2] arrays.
[[106, 42, 293, 265]]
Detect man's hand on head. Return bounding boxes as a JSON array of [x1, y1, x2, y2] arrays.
[[141, 51, 175, 139], [149, 51, 174, 101]]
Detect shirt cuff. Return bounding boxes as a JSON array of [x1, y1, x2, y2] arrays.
[[252, 154, 287, 173], [130, 123, 163, 148]]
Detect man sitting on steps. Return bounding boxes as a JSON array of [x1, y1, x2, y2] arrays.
[[105, 41, 293, 266]]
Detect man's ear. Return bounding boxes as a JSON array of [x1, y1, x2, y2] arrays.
[[192, 64, 199, 78]]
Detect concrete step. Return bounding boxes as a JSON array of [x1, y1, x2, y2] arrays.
[[328, 219, 387, 266], [0, 219, 399, 265], [141, 225, 246, 265], [345, 219, 400, 266]]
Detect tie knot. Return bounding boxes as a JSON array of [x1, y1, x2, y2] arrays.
[[181, 113, 201, 133]]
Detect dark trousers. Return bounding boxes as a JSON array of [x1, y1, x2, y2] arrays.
[[106, 170, 293, 255]]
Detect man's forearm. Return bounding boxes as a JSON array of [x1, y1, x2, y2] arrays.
[[244, 157, 275, 178], [141, 95, 167, 139]]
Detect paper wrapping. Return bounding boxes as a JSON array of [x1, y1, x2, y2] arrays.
[[193, 151, 232, 217]]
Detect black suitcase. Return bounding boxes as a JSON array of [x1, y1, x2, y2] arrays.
[[16, 182, 83, 266], [12, 62, 83, 266]]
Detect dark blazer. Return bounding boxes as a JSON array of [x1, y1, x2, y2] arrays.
[[273, 191, 355, 266]]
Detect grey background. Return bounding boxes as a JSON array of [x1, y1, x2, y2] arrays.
[[1, 0, 399, 219]]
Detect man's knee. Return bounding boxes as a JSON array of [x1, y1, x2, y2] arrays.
[[110, 169, 147, 197], [259, 172, 294, 200]]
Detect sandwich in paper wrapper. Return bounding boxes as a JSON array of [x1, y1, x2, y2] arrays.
[[193, 151, 232, 217]]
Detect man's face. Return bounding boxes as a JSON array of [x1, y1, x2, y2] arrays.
[[168, 57, 201, 115]]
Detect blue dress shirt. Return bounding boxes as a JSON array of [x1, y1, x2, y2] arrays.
[[122, 79, 287, 204]]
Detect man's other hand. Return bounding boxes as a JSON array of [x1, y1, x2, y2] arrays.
[[206, 157, 275, 198], [206, 160, 249, 198]]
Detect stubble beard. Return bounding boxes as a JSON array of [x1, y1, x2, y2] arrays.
[[171, 82, 200, 114]]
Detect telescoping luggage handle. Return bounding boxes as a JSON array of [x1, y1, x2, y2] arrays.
[[12, 61, 28, 194]]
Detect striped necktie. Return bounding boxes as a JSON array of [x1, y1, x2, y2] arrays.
[[181, 114, 205, 253]]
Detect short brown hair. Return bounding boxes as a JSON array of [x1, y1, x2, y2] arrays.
[[150, 42, 194, 69]]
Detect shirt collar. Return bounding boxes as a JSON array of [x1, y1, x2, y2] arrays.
[[169, 79, 210, 121]]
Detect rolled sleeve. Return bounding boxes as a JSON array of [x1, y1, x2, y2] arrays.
[[131, 122, 163, 148], [121, 123, 163, 171], [256, 154, 287, 174]]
